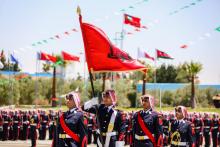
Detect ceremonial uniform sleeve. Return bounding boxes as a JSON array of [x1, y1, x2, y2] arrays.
[[51, 117, 59, 147], [154, 113, 163, 146], [117, 111, 126, 141], [131, 113, 138, 146], [187, 122, 195, 147], [82, 104, 100, 114], [78, 112, 88, 147]]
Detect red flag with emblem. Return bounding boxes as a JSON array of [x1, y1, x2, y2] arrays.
[[156, 49, 173, 59], [79, 14, 146, 72], [62, 51, 80, 62], [124, 14, 141, 28]]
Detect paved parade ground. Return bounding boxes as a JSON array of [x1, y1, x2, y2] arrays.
[[0, 140, 97, 147]]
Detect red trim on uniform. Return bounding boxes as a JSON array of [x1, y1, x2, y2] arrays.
[[81, 135, 87, 147], [137, 112, 156, 147], [59, 114, 80, 142], [157, 135, 163, 147]]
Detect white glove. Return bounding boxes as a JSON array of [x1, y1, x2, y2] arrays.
[[115, 141, 125, 147], [84, 97, 99, 109]]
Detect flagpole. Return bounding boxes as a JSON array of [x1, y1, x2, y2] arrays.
[[120, 14, 125, 50], [154, 49, 157, 99], [35, 53, 38, 107], [78, 7, 104, 147]]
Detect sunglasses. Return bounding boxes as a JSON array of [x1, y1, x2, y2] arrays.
[[175, 107, 182, 113]]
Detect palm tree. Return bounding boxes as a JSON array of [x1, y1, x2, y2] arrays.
[[51, 55, 67, 107], [182, 61, 202, 108]]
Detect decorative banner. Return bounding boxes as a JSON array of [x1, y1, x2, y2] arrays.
[[169, 0, 204, 15], [180, 45, 188, 49]]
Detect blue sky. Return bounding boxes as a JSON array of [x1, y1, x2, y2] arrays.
[[0, 0, 220, 84]]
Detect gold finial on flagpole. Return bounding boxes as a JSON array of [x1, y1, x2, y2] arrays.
[[77, 6, 81, 15]]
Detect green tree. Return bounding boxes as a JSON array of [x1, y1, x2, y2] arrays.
[[181, 61, 202, 108]]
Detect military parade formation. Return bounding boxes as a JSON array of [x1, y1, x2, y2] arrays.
[[0, 90, 219, 147]]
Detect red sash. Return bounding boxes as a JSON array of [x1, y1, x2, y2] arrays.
[[59, 114, 80, 142], [138, 111, 156, 147]]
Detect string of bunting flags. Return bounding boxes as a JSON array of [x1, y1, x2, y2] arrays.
[[31, 28, 78, 47], [169, 0, 205, 15]]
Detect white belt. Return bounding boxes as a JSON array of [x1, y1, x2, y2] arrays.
[[212, 126, 218, 129], [43, 121, 47, 123], [97, 129, 117, 137], [23, 121, 29, 124], [163, 126, 168, 129], [14, 121, 19, 123], [30, 124, 37, 126], [171, 141, 187, 146], [135, 134, 153, 140], [204, 126, 210, 128], [59, 134, 72, 138], [195, 127, 201, 129], [4, 121, 9, 123], [88, 124, 93, 127]]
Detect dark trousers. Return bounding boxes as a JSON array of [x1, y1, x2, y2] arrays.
[[21, 124, 29, 140], [2, 124, 9, 140], [87, 128, 93, 144], [39, 125, 47, 140], [12, 125, 19, 140], [212, 130, 218, 147], [49, 125, 55, 140], [195, 132, 202, 147], [134, 139, 153, 147], [204, 132, 211, 147], [30, 126, 37, 147]]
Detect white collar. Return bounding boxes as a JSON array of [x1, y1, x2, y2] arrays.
[[177, 119, 185, 124], [105, 105, 114, 112], [69, 107, 77, 113], [143, 108, 151, 114]]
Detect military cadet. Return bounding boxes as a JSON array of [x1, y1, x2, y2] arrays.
[[2, 110, 11, 141], [203, 113, 212, 147], [30, 110, 40, 147], [12, 110, 21, 140], [21, 110, 30, 140], [218, 115, 220, 147], [193, 113, 203, 147], [87, 113, 94, 144], [39, 110, 49, 140], [126, 112, 133, 146], [92, 114, 98, 144], [8, 111, 13, 140], [0, 111, 3, 140], [211, 113, 219, 147], [132, 94, 163, 147], [169, 106, 194, 147], [162, 112, 170, 147], [48, 110, 56, 140], [83, 89, 126, 147], [52, 91, 87, 147]]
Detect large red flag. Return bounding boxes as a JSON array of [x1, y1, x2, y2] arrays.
[[79, 15, 146, 72], [38, 52, 57, 63], [62, 51, 80, 62], [124, 14, 141, 28]]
